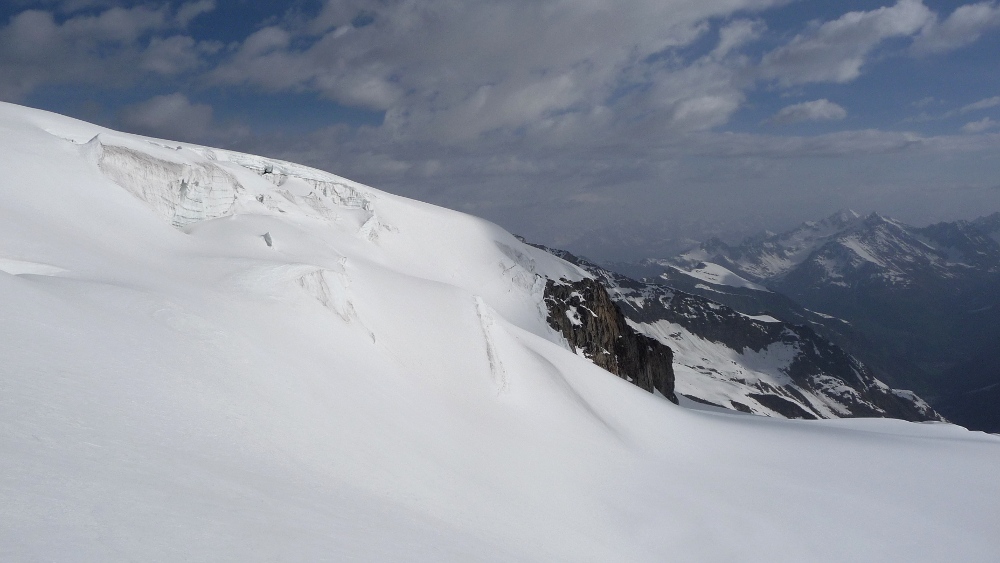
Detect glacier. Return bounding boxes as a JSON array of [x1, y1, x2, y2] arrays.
[[1, 102, 998, 562]]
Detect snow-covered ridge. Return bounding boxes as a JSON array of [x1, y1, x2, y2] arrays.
[[15, 101, 584, 307], [74, 128, 384, 234]]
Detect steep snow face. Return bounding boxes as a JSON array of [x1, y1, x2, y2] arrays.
[[2, 103, 999, 562], [28, 105, 584, 337]]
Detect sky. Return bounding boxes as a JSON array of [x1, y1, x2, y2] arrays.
[[3, 0, 1000, 260]]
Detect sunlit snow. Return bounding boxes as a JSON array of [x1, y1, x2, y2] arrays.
[[1, 103, 998, 562]]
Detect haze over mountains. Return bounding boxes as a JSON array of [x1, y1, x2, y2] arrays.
[[620, 209, 1000, 432]]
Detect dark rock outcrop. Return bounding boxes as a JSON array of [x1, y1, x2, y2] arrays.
[[544, 277, 677, 403], [747, 394, 817, 419]]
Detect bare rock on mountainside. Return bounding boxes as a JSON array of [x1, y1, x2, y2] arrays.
[[543, 277, 677, 403]]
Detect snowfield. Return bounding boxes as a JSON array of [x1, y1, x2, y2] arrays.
[[1, 103, 998, 562]]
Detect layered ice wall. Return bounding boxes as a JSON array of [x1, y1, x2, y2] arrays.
[[90, 138, 242, 227], [84, 134, 382, 234]]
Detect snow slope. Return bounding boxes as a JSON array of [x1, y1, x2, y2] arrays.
[[666, 262, 769, 291], [2, 103, 999, 562]]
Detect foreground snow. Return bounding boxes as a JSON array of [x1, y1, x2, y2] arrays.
[[1, 103, 998, 562]]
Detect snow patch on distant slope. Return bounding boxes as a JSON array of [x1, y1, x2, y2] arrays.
[[739, 312, 781, 323], [840, 236, 889, 268], [628, 317, 888, 419], [891, 389, 934, 413], [668, 262, 770, 291], [632, 319, 802, 413]]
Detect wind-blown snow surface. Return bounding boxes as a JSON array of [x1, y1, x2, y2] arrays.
[[1, 104, 999, 562]]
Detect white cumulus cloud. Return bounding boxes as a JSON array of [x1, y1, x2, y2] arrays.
[[207, 0, 792, 138], [119, 93, 213, 137], [960, 95, 1000, 113], [962, 117, 999, 133], [118, 93, 248, 143], [912, 1, 1000, 54], [0, 2, 217, 100], [758, 0, 933, 86], [712, 19, 766, 59], [768, 99, 848, 124]]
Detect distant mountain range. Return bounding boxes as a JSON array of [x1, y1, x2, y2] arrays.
[[613, 210, 1000, 432]]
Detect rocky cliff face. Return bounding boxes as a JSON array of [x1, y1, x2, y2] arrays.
[[543, 277, 677, 403]]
